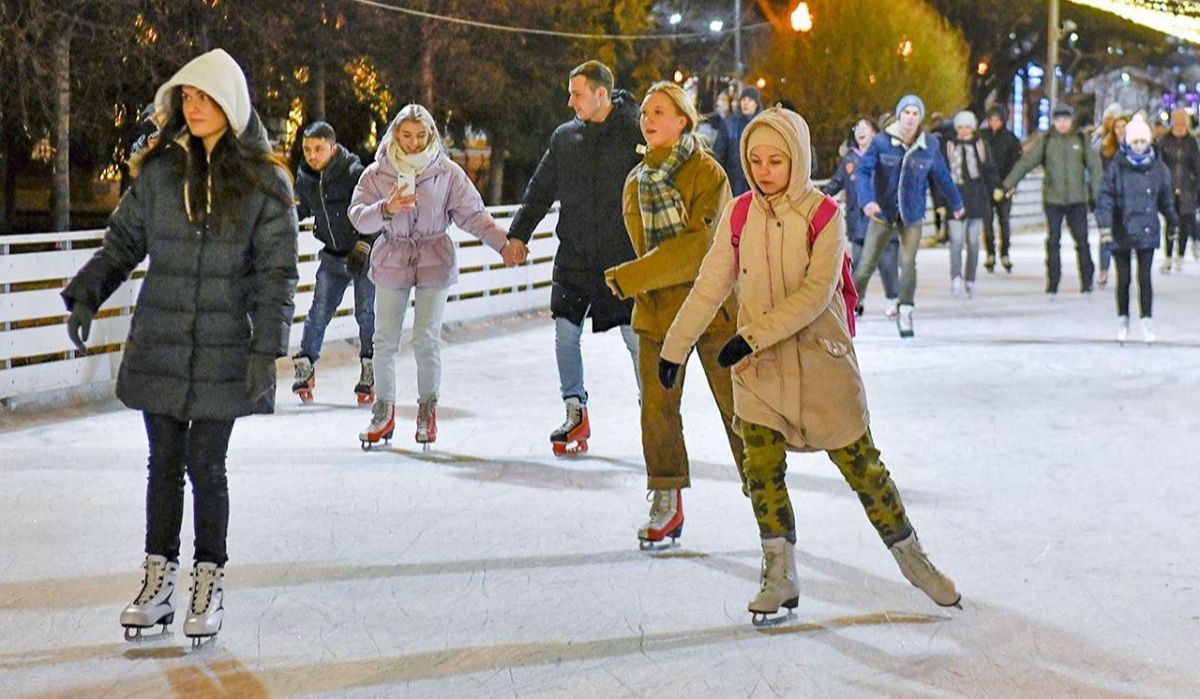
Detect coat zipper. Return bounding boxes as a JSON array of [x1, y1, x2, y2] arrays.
[[318, 170, 334, 249]]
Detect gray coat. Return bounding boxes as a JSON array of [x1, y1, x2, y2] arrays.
[[64, 123, 299, 421], [1095, 151, 1179, 250]]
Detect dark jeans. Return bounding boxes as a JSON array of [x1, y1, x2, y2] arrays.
[[1114, 248, 1154, 318], [1044, 203, 1094, 293], [144, 413, 236, 566], [1165, 211, 1195, 258], [983, 198, 1012, 258], [299, 251, 375, 362]]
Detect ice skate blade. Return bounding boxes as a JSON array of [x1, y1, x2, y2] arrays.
[[750, 608, 797, 627], [187, 634, 218, 650], [123, 623, 173, 642], [552, 439, 588, 457]]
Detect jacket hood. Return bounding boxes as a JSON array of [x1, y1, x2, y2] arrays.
[[601, 89, 640, 129], [155, 49, 252, 136], [373, 108, 446, 180], [739, 107, 815, 208]]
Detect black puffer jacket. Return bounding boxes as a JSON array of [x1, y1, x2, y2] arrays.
[[508, 90, 643, 332], [296, 144, 371, 254], [63, 114, 299, 420], [983, 125, 1022, 181], [1157, 132, 1200, 215]]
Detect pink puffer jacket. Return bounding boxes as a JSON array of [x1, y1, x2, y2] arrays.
[[349, 145, 507, 290]]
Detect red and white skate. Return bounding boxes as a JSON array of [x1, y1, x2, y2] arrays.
[[355, 386, 375, 406], [354, 358, 374, 406], [292, 357, 315, 404], [359, 402, 395, 451], [550, 399, 589, 457], [416, 399, 437, 452], [638, 489, 683, 551]]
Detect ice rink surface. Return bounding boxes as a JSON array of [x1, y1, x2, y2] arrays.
[[2, 231, 1199, 698]]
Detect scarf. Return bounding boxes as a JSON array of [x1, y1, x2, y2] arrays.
[[1121, 141, 1155, 168], [387, 135, 439, 180], [638, 133, 696, 249], [950, 139, 981, 185]]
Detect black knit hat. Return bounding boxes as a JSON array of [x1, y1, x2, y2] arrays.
[[1051, 104, 1074, 119], [739, 86, 761, 105]]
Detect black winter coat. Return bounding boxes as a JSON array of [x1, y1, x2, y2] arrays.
[[296, 144, 370, 255], [1157, 132, 1200, 215], [63, 120, 299, 421], [508, 91, 642, 332], [1096, 152, 1179, 250], [982, 126, 1022, 180]]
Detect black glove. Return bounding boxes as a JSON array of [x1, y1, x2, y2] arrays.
[[717, 334, 753, 368], [244, 353, 277, 402], [1088, 199, 1096, 213], [66, 304, 95, 352], [657, 358, 681, 390], [346, 240, 371, 276]]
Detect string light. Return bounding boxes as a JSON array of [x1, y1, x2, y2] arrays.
[[1067, 0, 1200, 43]]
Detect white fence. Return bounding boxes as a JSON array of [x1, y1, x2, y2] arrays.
[[0, 205, 560, 405], [1, 173, 1045, 405]]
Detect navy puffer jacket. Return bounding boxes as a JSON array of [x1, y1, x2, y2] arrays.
[[1095, 148, 1179, 250]]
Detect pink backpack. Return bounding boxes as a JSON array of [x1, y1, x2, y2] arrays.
[[729, 191, 858, 337]]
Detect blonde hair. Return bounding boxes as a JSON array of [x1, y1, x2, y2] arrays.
[[392, 103, 438, 148], [643, 82, 700, 134]]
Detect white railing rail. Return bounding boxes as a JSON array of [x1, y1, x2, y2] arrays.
[[1, 173, 1045, 405]]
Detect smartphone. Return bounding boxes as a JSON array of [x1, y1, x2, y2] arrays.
[[396, 172, 416, 195]]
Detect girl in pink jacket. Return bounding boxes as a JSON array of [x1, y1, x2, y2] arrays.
[[349, 104, 523, 449]]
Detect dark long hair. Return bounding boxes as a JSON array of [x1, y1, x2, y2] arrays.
[[142, 86, 292, 231]]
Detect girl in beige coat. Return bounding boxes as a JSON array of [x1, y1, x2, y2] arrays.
[[660, 108, 959, 622]]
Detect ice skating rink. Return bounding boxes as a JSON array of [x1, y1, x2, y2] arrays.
[[3, 231, 1199, 698]]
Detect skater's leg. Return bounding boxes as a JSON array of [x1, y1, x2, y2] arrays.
[[1066, 203, 1094, 290], [1136, 248, 1154, 318], [352, 270, 377, 360], [997, 198, 1013, 258], [1043, 205, 1066, 293], [619, 324, 641, 395], [739, 422, 794, 542], [299, 252, 352, 363], [982, 206, 997, 260], [948, 219, 966, 281], [896, 223, 923, 306], [371, 285, 413, 404], [183, 419, 236, 566], [1113, 249, 1133, 317], [639, 334, 689, 490], [143, 413, 188, 562], [965, 219, 982, 283], [1179, 215, 1195, 258], [826, 430, 913, 546], [878, 235, 901, 301], [411, 286, 450, 402], [852, 220, 892, 298], [695, 332, 746, 485], [555, 316, 587, 403], [849, 240, 864, 270]]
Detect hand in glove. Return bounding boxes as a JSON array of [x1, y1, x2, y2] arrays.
[[992, 188, 1007, 203], [657, 358, 681, 390], [346, 240, 372, 276], [66, 304, 95, 352], [244, 353, 277, 402], [717, 334, 753, 368]]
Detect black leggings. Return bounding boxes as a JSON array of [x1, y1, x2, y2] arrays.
[[143, 412, 236, 565], [1113, 248, 1154, 318]]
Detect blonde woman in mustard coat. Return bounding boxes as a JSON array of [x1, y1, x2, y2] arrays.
[[660, 108, 960, 623]]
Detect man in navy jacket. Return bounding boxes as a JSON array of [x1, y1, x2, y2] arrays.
[[855, 95, 963, 337]]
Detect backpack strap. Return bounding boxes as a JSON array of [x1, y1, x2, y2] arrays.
[[805, 193, 840, 247], [728, 192, 753, 249]]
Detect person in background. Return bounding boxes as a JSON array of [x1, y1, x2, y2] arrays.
[[981, 105, 1021, 273], [1156, 108, 1200, 270], [713, 86, 764, 196]]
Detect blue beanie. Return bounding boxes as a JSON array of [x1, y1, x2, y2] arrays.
[[895, 94, 925, 121]]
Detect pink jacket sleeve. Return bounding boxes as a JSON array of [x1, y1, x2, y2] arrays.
[[348, 164, 390, 235], [445, 163, 507, 253]]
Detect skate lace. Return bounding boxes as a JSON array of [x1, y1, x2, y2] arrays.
[[190, 567, 220, 614], [134, 560, 165, 605], [360, 360, 374, 385], [293, 359, 311, 381], [370, 401, 392, 429], [647, 490, 673, 522], [417, 400, 436, 430], [559, 403, 583, 432]]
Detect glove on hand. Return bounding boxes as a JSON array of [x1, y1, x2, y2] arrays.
[[992, 188, 1007, 203], [657, 358, 681, 390], [245, 354, 277, 402], [67, 304, 95, 352], [346, 240, 372, 276], [717, 335, 753, 368]]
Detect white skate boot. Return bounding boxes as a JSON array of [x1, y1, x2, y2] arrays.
[[637, 489, 683, 550], [120, 554, 179, 641], [897, 304, 915, 338], [749, 537, 799, 625], [889, 532, 961, 607], [1142, 317, 1155, 344], [1117, 315, 1129, 344], [360, 400, 395, 450], [183, 562, 225, 647], [416, 397, 438, 451]]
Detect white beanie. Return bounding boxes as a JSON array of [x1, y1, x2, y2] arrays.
[[1124, 114, 1152, 144], [154, 49, 252, 136], [953, 110, 978, 130]]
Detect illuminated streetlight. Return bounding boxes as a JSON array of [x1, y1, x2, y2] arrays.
[[669, 12, 682, 25], [977, 61, 990, 76], [756, 77, 767, 89], [709, 19, 724, 32], [898, 39, 914, 58], [790, 2, 813, 32], [673, 70, 685, 83]]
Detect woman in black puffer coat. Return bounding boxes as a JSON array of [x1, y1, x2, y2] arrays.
[[62, 49, 298, 644], [1095, 115, 1178, 344]]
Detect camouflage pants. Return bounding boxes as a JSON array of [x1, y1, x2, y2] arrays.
[[739, 422, 913, 545]]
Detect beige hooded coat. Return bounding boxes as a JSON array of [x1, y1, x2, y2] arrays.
[[661, 109, 870, 451]]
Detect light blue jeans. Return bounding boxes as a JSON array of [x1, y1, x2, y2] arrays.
[[555, 317, 639, 403], [373, 285, 450, 404]]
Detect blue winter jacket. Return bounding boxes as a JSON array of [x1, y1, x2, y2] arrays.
[[712, 111, 758, 196], [1095, 149, 1179, 250], [822, 148, 868, 243], [855, 123, 962, 227]]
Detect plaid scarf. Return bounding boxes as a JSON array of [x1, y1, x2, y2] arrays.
[[638, 134, 696, 249]]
